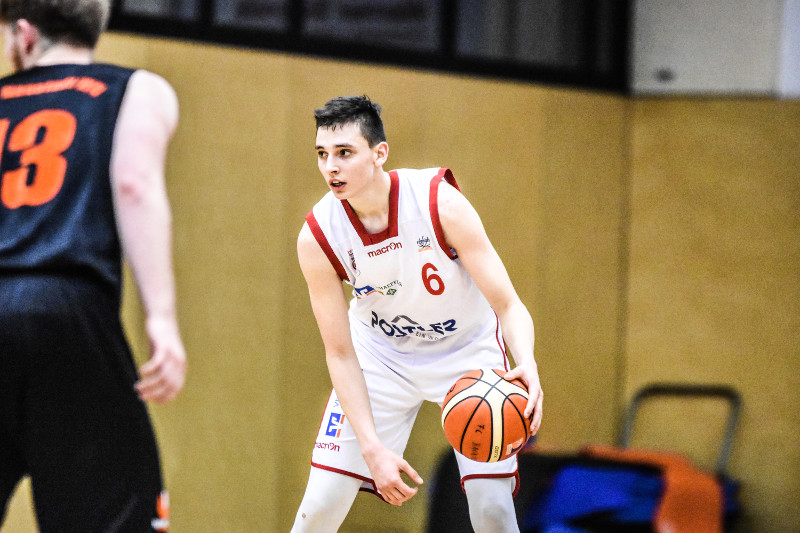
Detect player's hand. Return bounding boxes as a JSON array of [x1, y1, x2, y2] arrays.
[[362, 444, 424, 506], [504, 362, 543, 436], [135, 315, 187, 404]]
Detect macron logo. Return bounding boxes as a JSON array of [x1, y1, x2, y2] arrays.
[[367, 242, 402, 257]]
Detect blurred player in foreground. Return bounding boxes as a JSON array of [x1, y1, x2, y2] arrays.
[[0, 1, 186, 530]]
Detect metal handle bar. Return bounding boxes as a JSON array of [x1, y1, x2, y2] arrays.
[[618, 383, 742, 475]]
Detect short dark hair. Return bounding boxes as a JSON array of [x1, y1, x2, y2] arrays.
[[314, 95, 386, 147], [0, 0, 110, 48]]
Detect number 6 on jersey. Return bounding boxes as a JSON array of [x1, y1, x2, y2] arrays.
[[422, 262, 445, 295]]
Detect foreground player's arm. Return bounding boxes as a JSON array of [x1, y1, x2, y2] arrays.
[[297, 223, 423, 505], [111, 70, 186, 404], [438, 182, 543, 434]]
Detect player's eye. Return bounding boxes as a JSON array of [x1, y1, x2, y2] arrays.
[[317, 150, 327, 159], [340, 149, 351, 157]]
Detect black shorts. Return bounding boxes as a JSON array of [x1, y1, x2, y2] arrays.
[[0, 274, 166, 532]]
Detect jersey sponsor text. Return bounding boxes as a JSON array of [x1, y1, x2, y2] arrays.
[[367, 241, 402, 257], [315, 441, 341, 452], [370, 311, 457, 340], [1, 76, 107, 99]]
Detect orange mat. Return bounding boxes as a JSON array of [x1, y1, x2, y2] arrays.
[[582, 444, 724, 533]]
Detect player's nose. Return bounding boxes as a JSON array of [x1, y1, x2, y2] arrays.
[[324, 157, 339, 175]]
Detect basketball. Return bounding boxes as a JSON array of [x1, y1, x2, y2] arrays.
[[441, 368, 532, 463]]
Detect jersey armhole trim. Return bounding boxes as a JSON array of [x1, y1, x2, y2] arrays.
[[494, 311, 509, 367], [429, 168, 459, 260], [306, 211, 348, 281]]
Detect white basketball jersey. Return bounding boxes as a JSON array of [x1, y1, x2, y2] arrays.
[[306, 168, 503, 359]]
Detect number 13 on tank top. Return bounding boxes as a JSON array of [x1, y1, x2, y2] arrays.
[[0, 109, 77, 209]]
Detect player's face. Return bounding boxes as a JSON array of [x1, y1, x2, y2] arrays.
[[315, 123, 386, 199]]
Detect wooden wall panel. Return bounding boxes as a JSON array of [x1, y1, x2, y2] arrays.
[[3, 33, 625, 532], [4, 31, 796, 531], [627, 99, 800, 532]]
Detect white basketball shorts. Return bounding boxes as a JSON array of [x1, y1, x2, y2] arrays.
[[309, 319, 520, 500]]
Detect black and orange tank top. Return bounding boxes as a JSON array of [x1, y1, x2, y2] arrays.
[[0, 63, 135, 295]]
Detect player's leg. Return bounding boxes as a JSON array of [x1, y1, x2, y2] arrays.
[[305, 336, 423, 496], [464, 477, 519, 533], [452, 444, 521, 533], [0, 430, 26, 526], [291, 467, 361, 533], [0, 280, 30, 527], [420, 328, 522, 532], [23, 277, 166, 532]]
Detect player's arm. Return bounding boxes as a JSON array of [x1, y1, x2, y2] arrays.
[[297, 223, 423, 505], [438, 181, 543, 434], [111, 69, 186, 404]]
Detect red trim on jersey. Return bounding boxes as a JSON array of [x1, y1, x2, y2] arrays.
[[306, 211, 348, 281], [429, 168, 459, 260], [341, 171, 400, 246], [460, 471, 521, 497], [494, 312, 510, 370]]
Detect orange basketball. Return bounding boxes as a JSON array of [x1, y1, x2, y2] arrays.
[[441, 368, 532, 462]]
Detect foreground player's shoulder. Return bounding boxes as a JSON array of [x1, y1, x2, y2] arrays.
[[112, 69, 179, 179], [121, 70, 178, 132], [127, 70, 177, 102]]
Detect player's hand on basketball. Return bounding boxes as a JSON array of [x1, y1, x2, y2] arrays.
[[504, 363, 543, 435], [136, 315, 187, 404], [363, 444, 423, 506]]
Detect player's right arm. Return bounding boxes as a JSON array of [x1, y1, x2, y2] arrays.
[[111, 70, 186, 404], [297, 222, 423, 505]]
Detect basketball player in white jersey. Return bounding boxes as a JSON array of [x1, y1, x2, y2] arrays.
[[292, 95, 543, 533]]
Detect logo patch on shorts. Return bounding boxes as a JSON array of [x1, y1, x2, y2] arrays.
[[325, 412, 346, 438], [315, 441, 341, 452]]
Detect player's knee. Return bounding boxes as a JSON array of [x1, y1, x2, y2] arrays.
[[464, 478, 519, 533], [291, 468, 360, 533], [291, 504, 331, 533], [291, 490, 342, 532], [467, 497, 511, 532]]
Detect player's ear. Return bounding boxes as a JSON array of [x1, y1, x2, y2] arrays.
[[14, 19, 39, 55], [374, 141, 389, 166]]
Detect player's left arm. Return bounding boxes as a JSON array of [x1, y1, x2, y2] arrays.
[[438, 181, 543, 434], [111, 69, 186, 404]]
